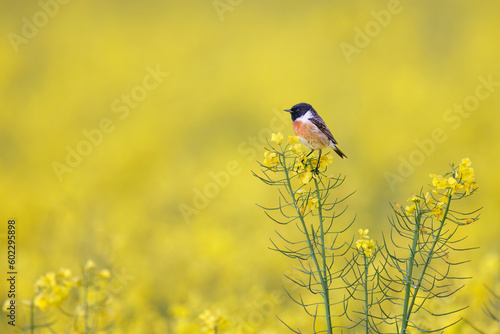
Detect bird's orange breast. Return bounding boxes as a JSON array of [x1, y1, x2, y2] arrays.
[[293, 120, 318, 136], [293, 121, 330, 149]]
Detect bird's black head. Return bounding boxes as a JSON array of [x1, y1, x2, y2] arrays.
[[284, 103, 314, 121]]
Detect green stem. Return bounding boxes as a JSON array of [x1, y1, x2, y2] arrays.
[[400, 211, 422, 333], [30, 297, 35, 334], [364, 254, 369, 334], [313, 176, 333, 333], [400, 194, 452, 334], [84, 270, 89, 334], [281, 153, 332, 334]]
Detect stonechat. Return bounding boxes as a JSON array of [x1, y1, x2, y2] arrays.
[[284, 102, 347, 172]]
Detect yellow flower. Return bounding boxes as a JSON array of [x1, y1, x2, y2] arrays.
[[365, 240, 376, 257], [294, 154, 307, 170], [33, 268, 76, 311], [364, 247, 374, 257], [431, 207, 443, 219], [458, 158, 477, 194], [34, 294, 49, 311], [299, 196, 319, 215], [57, 268, 72, 278], [464, 180, 478, 195], [438, 196, 449, 204], [355, 230, 376, 257], [462, 167, 475, 183], [465, 218, 474, 225], [424, 192, 434, 206], [199, 310, 228, 334], [84, 259, 96, 271], [460, 165, 475, 183], [35, 272, 56, 292], [289, 143, 304, 155], [73, 276, 83, 287], [319, 155, 333, 168], [263, 151, 279, 168], [430, 174, 448, 189], [446, 177, 464, 194], [309, 155, 333, 169], [447, 177, 456, 186], [98, 269, 111, 279], [271, 132, 284, 145], [307, 197, 319, 211], [460, 157, 471, 169], [49, 285, 69, 306], [408, 194, 420, 203], [294, 189, 305, 200], [62, 281, 73, 288], [430, 199, 446, 220], [405, 204, 416, 216], [298, 171, 313, 184], [170, 304, 189, 318], [358, 229, 369, 239], [288, 135, 300, 144], [431, 159, 478, 196]]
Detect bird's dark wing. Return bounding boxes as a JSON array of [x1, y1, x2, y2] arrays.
[[310, 116, 338, 145]]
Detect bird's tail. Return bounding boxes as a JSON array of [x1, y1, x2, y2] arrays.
[[333, 145, 347, 159]]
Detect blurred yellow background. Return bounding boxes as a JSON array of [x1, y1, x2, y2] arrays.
[[1, 0, 499, 332]]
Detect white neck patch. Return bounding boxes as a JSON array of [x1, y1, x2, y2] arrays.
[[295, 110, 313, 123]]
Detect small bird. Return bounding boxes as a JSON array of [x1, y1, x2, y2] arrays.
[[284, 102, 347, 172]]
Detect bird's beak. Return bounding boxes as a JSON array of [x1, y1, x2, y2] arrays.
[[284, 109, 291, 112]]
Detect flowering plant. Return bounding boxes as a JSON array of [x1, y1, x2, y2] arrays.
[[255, 133, 480, 334]]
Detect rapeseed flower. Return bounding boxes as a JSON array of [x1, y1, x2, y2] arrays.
[[98, 269, 111, 279], [430, 174, 448, 189], [430, 158, 477, 196], [288, 135, 300, 144], [408, 194, 420, 203], [300, 195, 319, 215], [356, 229, 376, 257], [33, 270, 74, 310], [311, 154, 333, 169], [307, 197, 319, 211], [271, 132, 284, 145], [199, 309, 228, 334], [405, 204, 416, 217], [298, 170, 313, 184], [289, 143, 303, 155], [294, 189, 305, 200], [84, 259, 96, 271], [263, 151, 279, 168]]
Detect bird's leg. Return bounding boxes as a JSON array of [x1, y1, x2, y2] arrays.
[[299, 149, 315, 170], [314, 149, 322, 174]]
